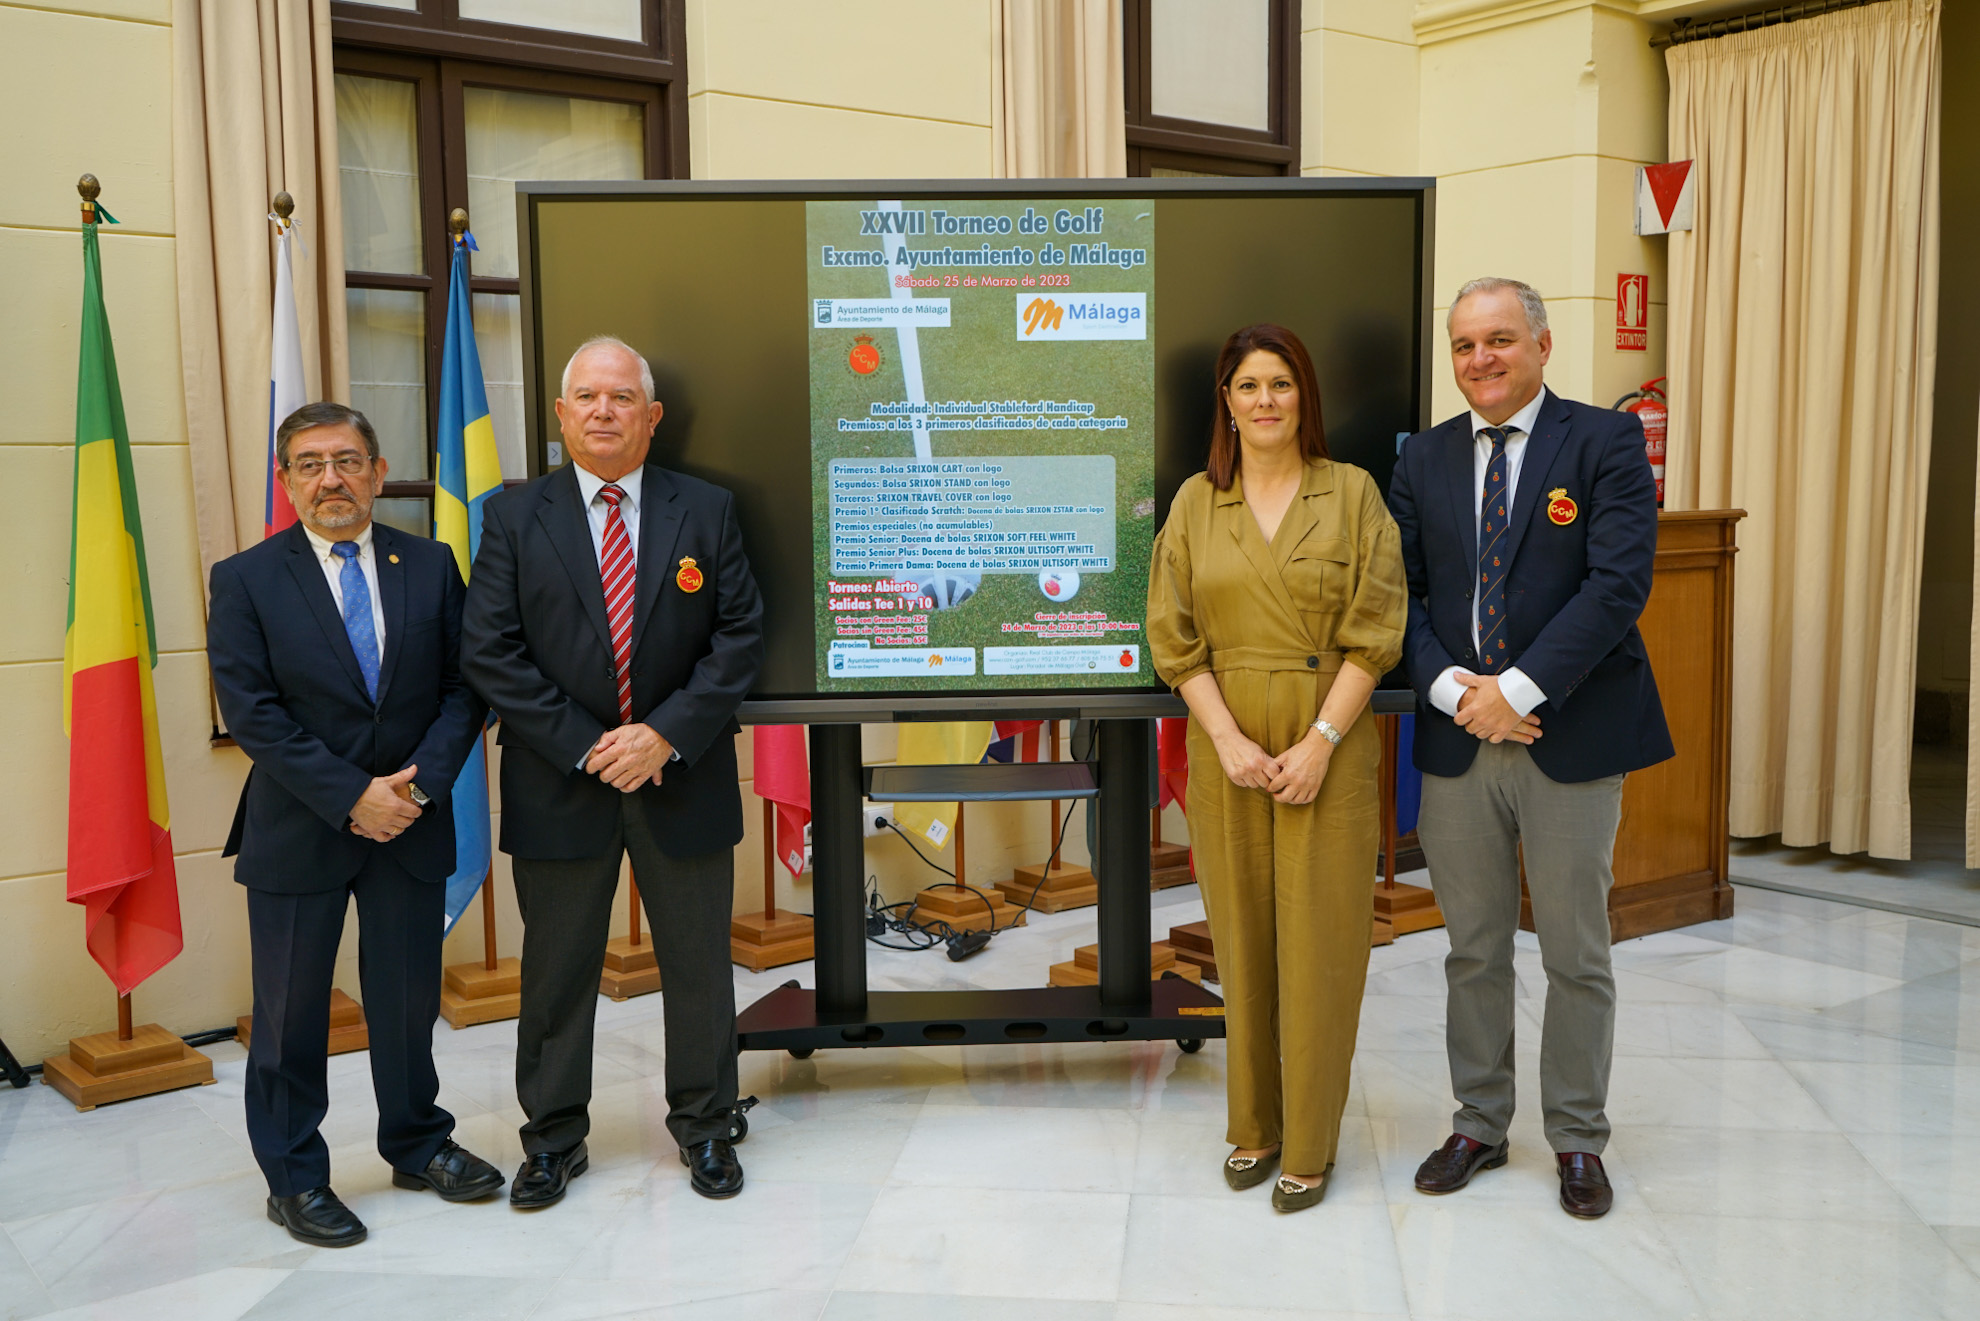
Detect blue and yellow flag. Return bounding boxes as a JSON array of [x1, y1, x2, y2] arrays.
[[435, 230, 501, 934]]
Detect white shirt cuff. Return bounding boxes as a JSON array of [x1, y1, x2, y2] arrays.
[[1429, 666, 1471, 716], [1499, 666, 1548, 718]]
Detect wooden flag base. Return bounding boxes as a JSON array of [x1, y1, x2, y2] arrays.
[[1167, 920, 1218, 983], [1373, 881, 1444, 935], [440, 956, 522, 1028], [908, 883, 1027, 934], [1151, 841, 1193, 890], [731, 909, 814, 973], [1048, 940, 1203, 988], [995, 861, 1096, 914], [600, 936, 662, 1001], [237, 988, 368, 1055], [42, 1023, 214, 1111]]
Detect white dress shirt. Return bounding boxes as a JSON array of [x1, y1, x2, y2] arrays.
[[302, 522, 386, 654], [1428, 386, 1550, 720], [574, 463, 643, 569]]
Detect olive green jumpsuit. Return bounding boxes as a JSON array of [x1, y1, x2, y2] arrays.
[[1148, 459, 1406, 1174]]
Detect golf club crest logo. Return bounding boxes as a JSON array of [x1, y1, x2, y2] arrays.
[[1547, 488, 1578, 526], [847, 333, 882, 377], [676, 556, 704, 593]]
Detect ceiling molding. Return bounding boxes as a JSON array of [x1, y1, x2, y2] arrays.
[[1412, 0, 1654, 43]]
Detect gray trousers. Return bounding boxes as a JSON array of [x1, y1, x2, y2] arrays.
[[511, 796, 738, 1155], [1416, 741, 1623, 1154]]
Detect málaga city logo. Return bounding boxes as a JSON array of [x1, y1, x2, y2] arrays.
[[1022, 297, 1064, 335]]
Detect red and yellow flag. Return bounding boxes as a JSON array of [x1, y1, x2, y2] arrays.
[[63, 197, 182, 995]]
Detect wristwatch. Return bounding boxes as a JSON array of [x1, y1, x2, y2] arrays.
[[407, 783, 431, 807], [1310, 718, 1344, 746]]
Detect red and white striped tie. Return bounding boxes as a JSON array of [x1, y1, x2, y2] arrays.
[[597, 484, 636, 722]]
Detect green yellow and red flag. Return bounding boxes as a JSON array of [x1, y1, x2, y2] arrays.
[[63, 193, 183, 995]]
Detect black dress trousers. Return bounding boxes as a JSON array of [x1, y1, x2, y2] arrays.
[[243, 848, 454, 1197], [511, 794, 738, 1156]]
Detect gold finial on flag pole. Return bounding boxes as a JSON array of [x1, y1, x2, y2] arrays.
[[272, 191, 295, 227], [449, 207, 470, 241], [78, 173, 100, 223]]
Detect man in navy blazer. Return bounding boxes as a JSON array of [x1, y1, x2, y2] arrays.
[[208, 402, 503, 1248], [462, 337, 764, 1208], [1388, 279, 1672, 1220]]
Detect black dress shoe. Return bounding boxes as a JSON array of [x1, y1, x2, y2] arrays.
[[1413, 1133, 1510, 1194], [393, 1139, 506, 1202], [267, 1186, 367, 1247], [509, 1141, 588, 1209], [1557, 1151, 1613, 1219], [679, 1137, 744, 1199]]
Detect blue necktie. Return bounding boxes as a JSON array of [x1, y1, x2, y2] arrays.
[[1477, 426, 1512, 673], [332, 541, 381, 701]]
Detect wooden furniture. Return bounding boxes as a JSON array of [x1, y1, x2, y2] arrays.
[[42, 995, 213, 1111], [996, 722, 1098, 913], [1520, 509, 1742, 941], [239, 988, 368, 1056], [1048, 940, 1202, 987], [442, 873, 523, 1027], [599, 877, 662, 1001], [1374, 712, 1445, 934]]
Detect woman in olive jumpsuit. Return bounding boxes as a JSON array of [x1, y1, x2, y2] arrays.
[[1148, 323, 1405, 1211]]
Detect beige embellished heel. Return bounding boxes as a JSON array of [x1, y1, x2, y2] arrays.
[[1271, 1164, 1334, 1212], [1224, 1146, 1280, 1190]]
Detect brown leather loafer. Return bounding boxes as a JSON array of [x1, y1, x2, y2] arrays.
[[1557, 1152, 1613, 1218], [1413, 1133, 1509, 1194]]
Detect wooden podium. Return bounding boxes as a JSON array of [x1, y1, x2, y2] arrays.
[[1522, 510, 1742, 940]]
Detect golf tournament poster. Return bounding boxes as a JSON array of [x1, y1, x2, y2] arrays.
[[807, 198, 1156, 691]]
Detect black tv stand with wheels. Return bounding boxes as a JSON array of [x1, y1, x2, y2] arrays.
[[735, 717, 1229, 1055]]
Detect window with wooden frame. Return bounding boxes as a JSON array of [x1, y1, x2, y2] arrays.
[[330, 0, 688, 534], [1123, 0, 1300, 178]]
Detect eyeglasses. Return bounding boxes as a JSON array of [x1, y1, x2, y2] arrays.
[[286, 454, 372, 479]]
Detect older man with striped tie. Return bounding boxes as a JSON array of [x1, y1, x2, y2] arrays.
[[1386, 279, 1671, 1220], [462, 336, 764, 1207]]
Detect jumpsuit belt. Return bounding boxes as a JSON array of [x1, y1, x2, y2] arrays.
[[1209, 648, 1344, 674]]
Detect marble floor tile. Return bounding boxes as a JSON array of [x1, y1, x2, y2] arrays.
[[1610, 1001, 1773, 1060], [1390, 1201, 1700, 1321], [1113, 1308, 1408, 1321], [1117, 1193, 1409, 1315], [1131, 1112, 1384, 1205], [567, 1176, 879, 1301], [34, 1266, 289, 1321], [1747, 916, 1980, 982], [1659, 1212, 1980, 1321], [531, 1284, 830, 1321], [1606, 1056, 1837, 1132], [240, 1270, 557, 1320], [1730, 1000, 1980, 1067], [0, 1089, 259, 1223], [1624, 1125, 1918, 1223], [1846, 1131, 1980, 1226], [890, 1102, 1139, 1192], [822, 1293, 1109, 1321], [838, 1185, 1129, 1302], [1781, 1061, 1980, 1137], [1628, 944, 1906, 1012], [0, 1224, 54, 1321]]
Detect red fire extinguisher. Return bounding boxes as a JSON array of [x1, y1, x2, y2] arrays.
[[1614, 377, 1668, 507]]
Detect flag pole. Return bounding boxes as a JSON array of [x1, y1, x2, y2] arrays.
[[762, 799, 777, 919], [117, 993, 132, 1043]]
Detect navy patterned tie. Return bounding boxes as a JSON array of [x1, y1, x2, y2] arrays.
[[1476, 426, 1511, 673], [332, 541, 381, 701]]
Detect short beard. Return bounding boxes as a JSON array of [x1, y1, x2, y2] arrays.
[[310, 496, 367, 530]]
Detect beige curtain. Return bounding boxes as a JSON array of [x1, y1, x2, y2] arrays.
[[1663, 0, 1942, 859], [1968, 401, 1980, 865], [172, 0, 348, 582], [992, 0, 1126, 178]]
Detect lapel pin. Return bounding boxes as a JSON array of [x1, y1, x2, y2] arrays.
[[1547, 488, 1578, 526], [676, 556, 704, 593], [388, 553, 400, 564]]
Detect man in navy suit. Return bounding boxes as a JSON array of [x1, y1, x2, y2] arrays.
[[1388, 279, 1672, 1219], [208, 401, 504, 1247], [462, 337, 763, 1208]]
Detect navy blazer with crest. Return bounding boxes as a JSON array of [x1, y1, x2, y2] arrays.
[[460, 461, 764, 861], [1387, 388, 1674, 783], [207, 521, 487, 894]]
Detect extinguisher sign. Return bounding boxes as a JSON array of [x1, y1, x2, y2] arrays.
[[1616, 274, 1649, 350]]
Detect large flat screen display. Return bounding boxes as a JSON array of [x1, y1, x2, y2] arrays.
[[517, 179, 1433, 721]]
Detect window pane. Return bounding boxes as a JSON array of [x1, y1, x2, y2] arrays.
[[472, 292, 529, 480], [463, 87, 643, 278], [372, 498, 433, 539], [1151, 0, 1271, 132], [347, 289, 428, 480], [336, 74, 424, 275], [460, 0, 641, 42], [344, 0, 417, 10]]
